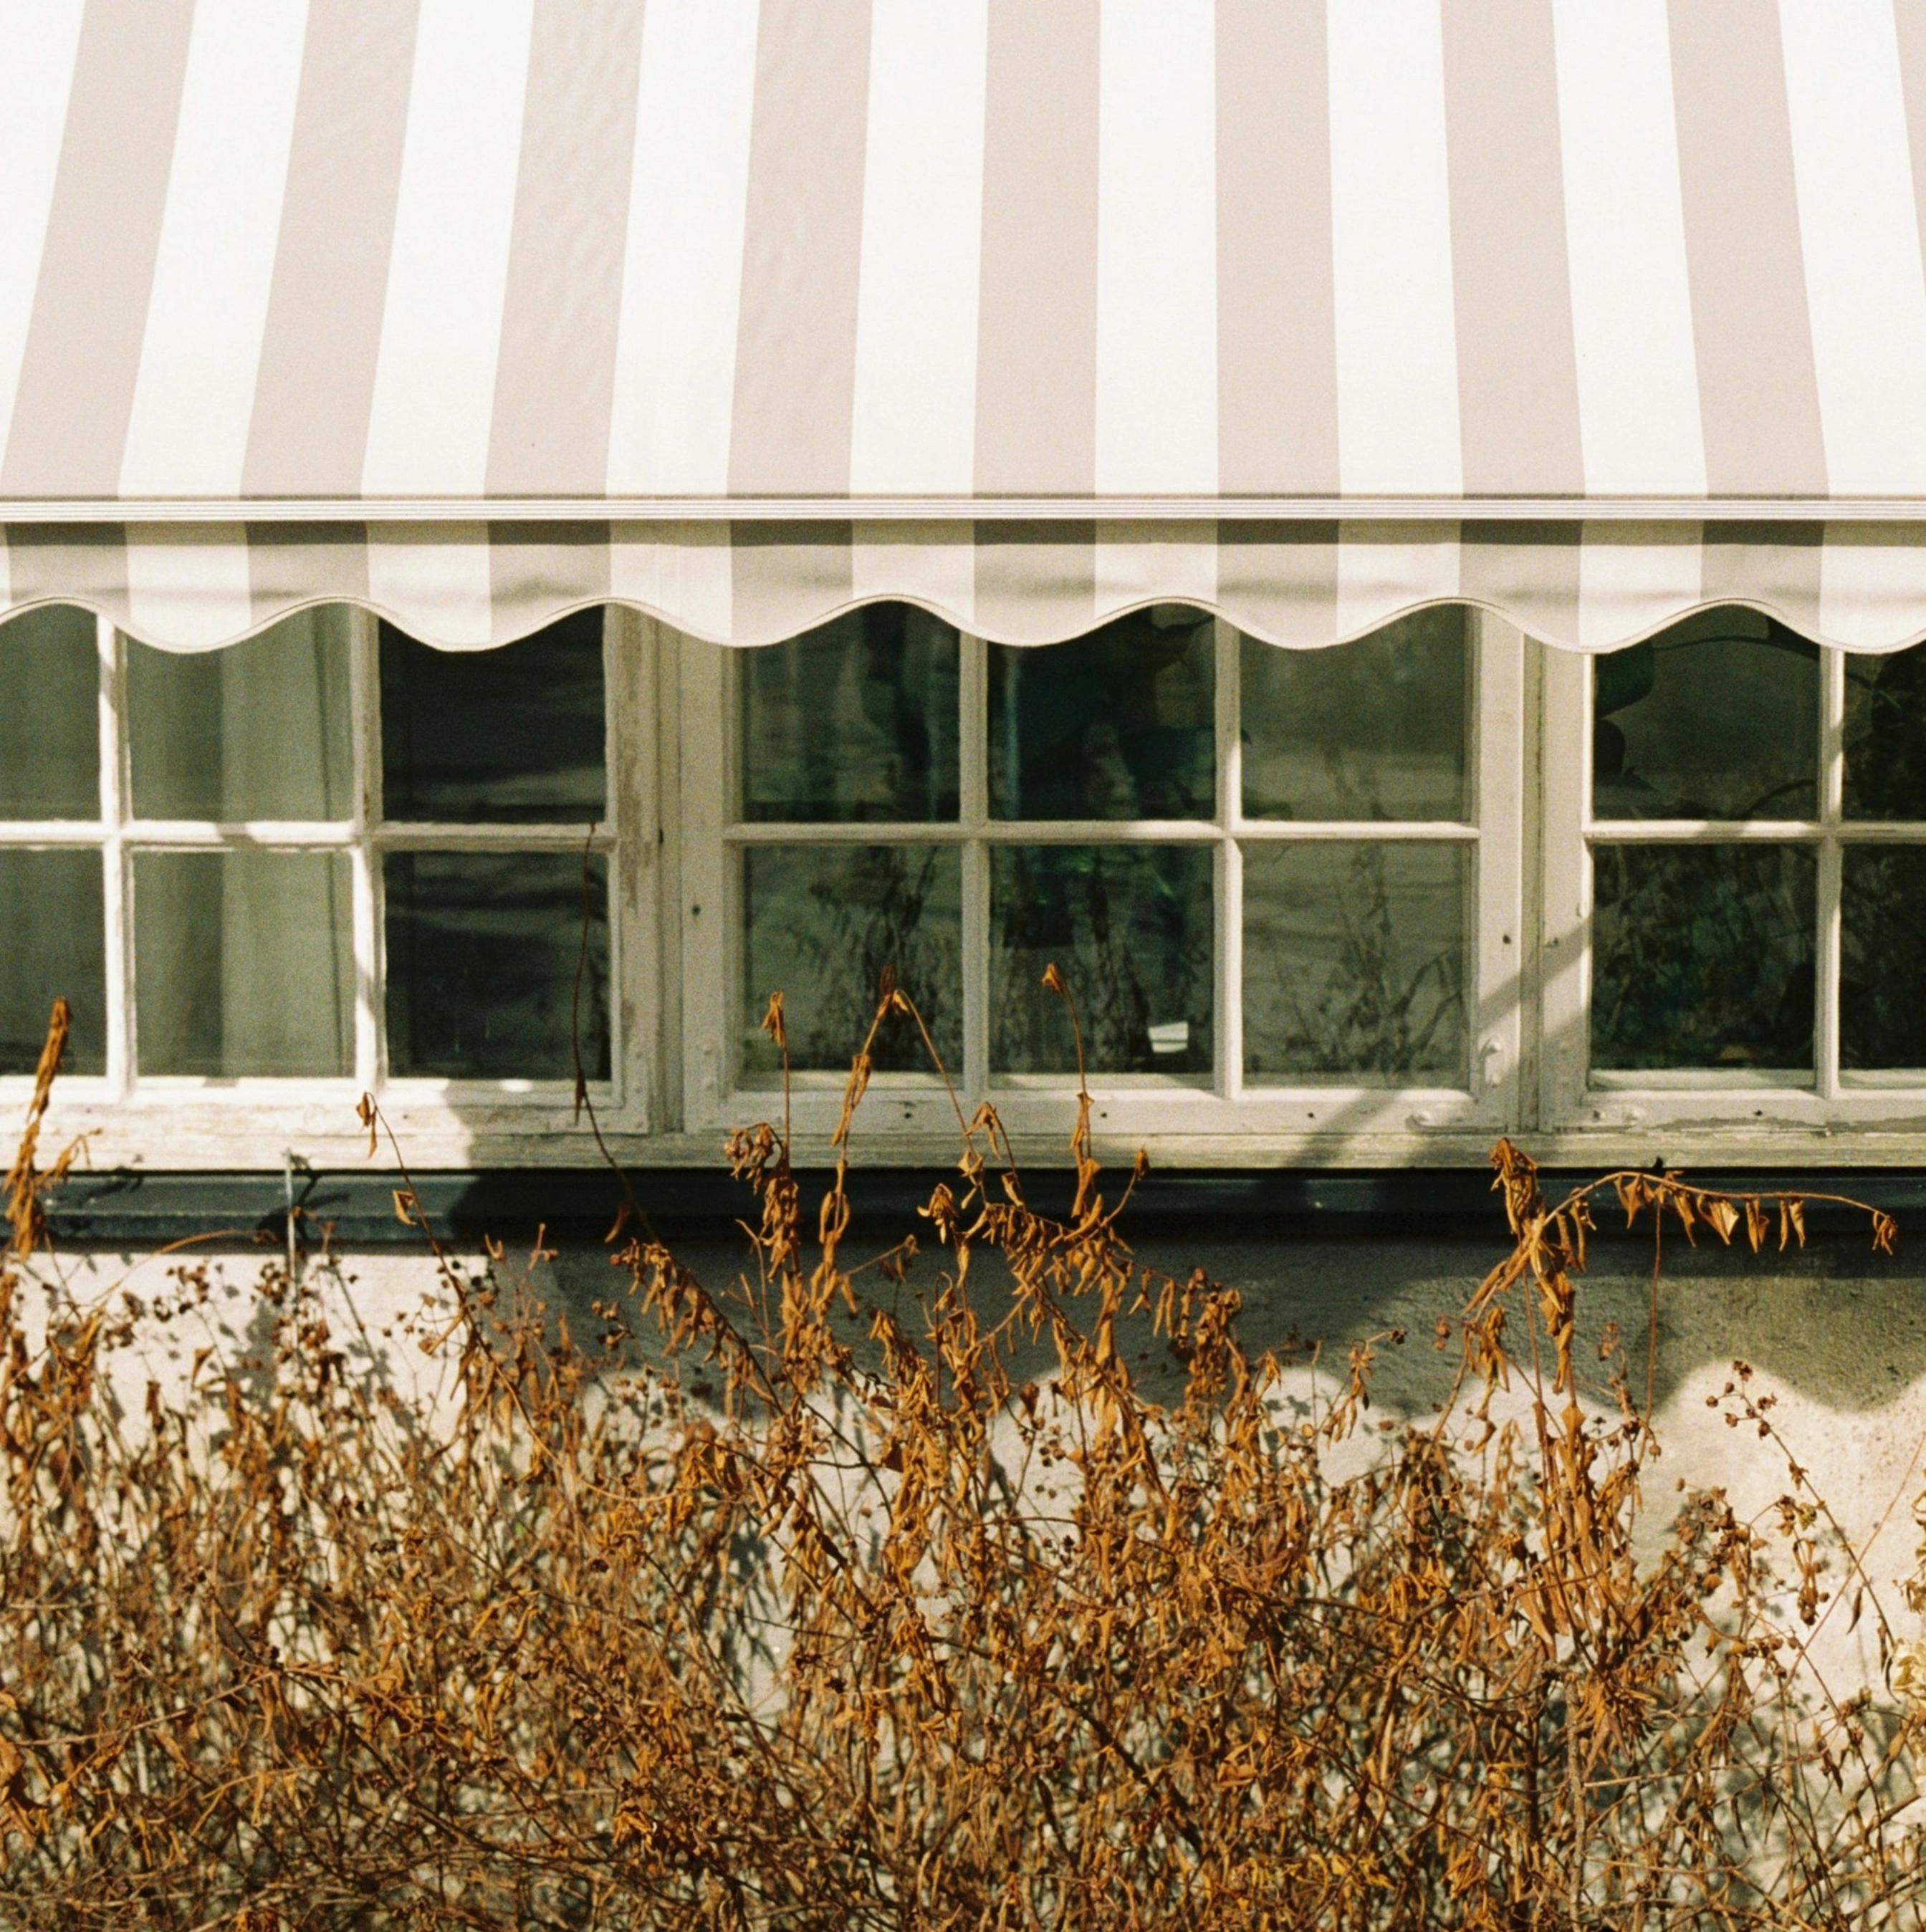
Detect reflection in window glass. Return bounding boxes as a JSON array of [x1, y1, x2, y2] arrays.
[[742, 845, 961, 1075], [1242, 610, 1467, 821], [133, 851, 353, 1076], [128, 609, 353, 821], [991, 845, 1212, 1075], [1845, 642, 1926, 819], [1243, 843, 1465, 1080], [1842, 848, 1926, 1067], [990, 606, 1214, 820], [0, 852, 104, 1074], [1591, 845, 1814, 1070], [1592, 608, 1818, 821], [742, 604, 959, 822], [381, 609, 605, 823], [0, 606, 98, 820], [384, 852, 608, 1080]]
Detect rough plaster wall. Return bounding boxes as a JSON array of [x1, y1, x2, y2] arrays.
[[24, 1221, 1926, 1691]]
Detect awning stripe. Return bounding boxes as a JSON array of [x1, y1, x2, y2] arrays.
[[9, 519, 1926, 656]]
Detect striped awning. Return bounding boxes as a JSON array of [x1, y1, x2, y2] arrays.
[[11, 1, 1926, 652]]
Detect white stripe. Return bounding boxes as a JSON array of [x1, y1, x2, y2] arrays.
[[1334, 522, 1460, 640], [606, 0, 760, 496], [1093, 522, 1217, 618], [1576, 522, 1702, 651], [1326, 2, 1460, 496], [0, 1, 85, 461], [848, 0, 988, 496], [1095, 0, 1216, 494], [125, 524, 254, 651], [362, 0, 536, 497], [852, 522, 975, 629], [1780, 0, 1926, 496], [1821, 523, 1926, 649], [610, 521, 734, 640], [1551, 0, 1705, 496], [120, 0, 310, 498], [366, 524, 496, 648]]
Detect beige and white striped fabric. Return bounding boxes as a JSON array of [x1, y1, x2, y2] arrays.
[[11, 0, 1926, 652]]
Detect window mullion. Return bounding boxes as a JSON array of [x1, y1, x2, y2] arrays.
[[97, 615, 131, 1098], [1214, 618, 1241, 1100], [961, 632, 989, 1097], [1816, 646, 1846, 1100], [350, 608, 382, 1092]]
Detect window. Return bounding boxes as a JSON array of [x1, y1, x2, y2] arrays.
[[0, 603, 646, 1168], [1544, 607, 1926, 1145], [677, 604, 1525, 1153]]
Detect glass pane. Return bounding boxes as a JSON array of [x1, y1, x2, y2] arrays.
[[991, 845, 1213, 1075], [1592, 608, 1819, 821], [133, 851, 353, 1077], [1242, 843, 1467, 1080], [0, 851, 105, 1075], [990, 605, 1214, 820], [741, 604, 959, 823], [128, 609, 353, 821], [1842, 847, 1926, 1067], [1590, 844, 1815, 1071], [381, 609, 605, 823], [0, 606, 99, 820], [1844, 643, 1926, 819], [384, 851, 608, 1080], [1242, 609, 1468, 821], [742, 845, 961, 1075]]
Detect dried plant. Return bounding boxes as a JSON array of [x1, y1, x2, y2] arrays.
[[0, 987, 1922, 1928]]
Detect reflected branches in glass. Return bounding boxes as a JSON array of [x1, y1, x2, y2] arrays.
[[1590, 844, 1814, 1071], [1842, 847, 1926, 1069], [742, 845, 961, 1075]]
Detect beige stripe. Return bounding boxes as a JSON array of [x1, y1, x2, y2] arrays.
[[730, 522, 854, 645], [1442, 0, 1581, 496], [486, 0, 643, 499], [1460, 522, 1580, 643], [727, 0, 870, 497], [1701, 521, 1824, 637], [243, 0, 421, 499], [248, 522, 370, 630], [1667, 1, 1826, 496], [1, 524, 128, 630], [1214, 0, 1336, 495], [973, 521, 1096, 643], [974, 0, 1099, 497], [488, 522, 611, 641], [1216, 522, 1338, 648], [1, 0, 196, 499]]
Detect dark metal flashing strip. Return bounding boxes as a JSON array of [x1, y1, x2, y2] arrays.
[[40, 1166, 1926, 1249]]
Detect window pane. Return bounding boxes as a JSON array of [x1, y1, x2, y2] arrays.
[[133, 851, 353, 1077], [128, 609, 353, 821], [0, 851, 104, 1075], [741, 604, 959, 823], [1842, 847, 1926, 1067], [1592, 608, 1819, 821], [1242, 609, 1467, 821], [1590, 845, 1815, 1071], [1845, 642, 1926, 819], [990, 606, 1214, 820], [0, 606, 98, 820], [384, 851, 608, 1080], [991, 845, 1213, 1075], [380, 610, 605, 823], [1242, 843, 1466, 1080], [742, 845, 961, 1075]]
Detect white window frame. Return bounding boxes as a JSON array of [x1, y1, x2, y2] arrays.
[[672, 610, 1528, 1167], [4, 607, 662, 1171], [1541, 639, 1926, 1163]]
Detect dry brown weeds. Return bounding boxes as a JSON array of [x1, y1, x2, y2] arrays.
[[0, 984, 1922, 1929]]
